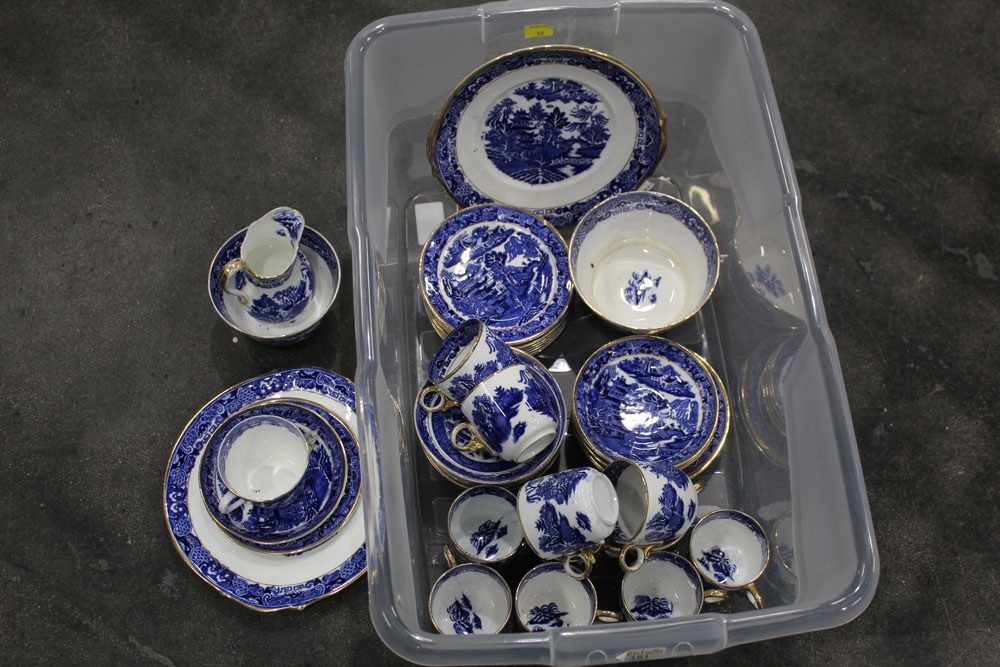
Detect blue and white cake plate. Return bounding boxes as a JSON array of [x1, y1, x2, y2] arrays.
[[420, 205, 572, 347], [428, 46, 666, 228], [209, 227, 340, 345], [414, 351, 565, 488], [163, 367, 366, 611], [573, 337, 718, 469]]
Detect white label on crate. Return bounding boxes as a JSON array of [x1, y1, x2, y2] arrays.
[[617, 648, 668, 662], [414, 202, 445, 244]]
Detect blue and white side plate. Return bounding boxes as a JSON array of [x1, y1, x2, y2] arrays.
[[681, 354, 730, 479], [420, 205, 572, 345], [414, 351, 565, 487], [163, 367, 366, 611], [574, 337, 718, 468], [209, 227, 340, 345], [428, 46, 665, 228]]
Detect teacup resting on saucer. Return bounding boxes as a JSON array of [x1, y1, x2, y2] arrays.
[[219, 207, 315, 323]]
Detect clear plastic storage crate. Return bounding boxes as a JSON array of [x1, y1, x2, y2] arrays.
[[345, 1, 878, 663]]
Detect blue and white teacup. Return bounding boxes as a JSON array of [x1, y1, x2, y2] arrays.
[[604, 460, 699, 571], [429, 547, 512, 635], [515, 562, 620, 631], [447, 487, 523, 565], [420, 319, 520, 412], [200, 401, 346, 545], [517, 467, 620, 579], [620, 552, 718, 621], [450, 364, 558, 463], [689, 509, 769, 609], [219, 207, 316, 323]]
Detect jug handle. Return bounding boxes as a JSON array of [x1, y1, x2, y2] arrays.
[[220, 259, 250, 306]]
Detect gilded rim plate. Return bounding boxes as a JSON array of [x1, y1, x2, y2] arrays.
[[428, 46, 665, 228], [163, 367, 366, 611]]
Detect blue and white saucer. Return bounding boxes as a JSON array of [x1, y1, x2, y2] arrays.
[[163, 367, 365, 611], [573, 337, 718, 469], [681, 354, 730, 479], [208, 227, 340, 345], [428, 46, 665, 228], [420, 205, 572, 346], [414, 351, 565, 487]]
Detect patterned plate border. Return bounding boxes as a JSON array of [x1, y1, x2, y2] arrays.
[[163, 367, 366, 611], [420, 204, 572, 343], [573, 336, 718, 468], [428, 45, 666, 228]]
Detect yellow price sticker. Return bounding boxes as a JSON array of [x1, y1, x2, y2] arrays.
[[524, 24, 554, 39]]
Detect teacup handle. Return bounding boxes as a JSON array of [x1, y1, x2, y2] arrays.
[[694, 479, 707, 493], [219, 259, 250, 306], [443, 545, 459, 570], [419, 385, 456, 413], [617, 543, 656, 573], [217, 490, 245, 515], [450, 423, 488, 453], [745, 583, 765, 610], [563, 545, 603, 580], [594, 609, 622, 623], [703, 588, 730, 603]]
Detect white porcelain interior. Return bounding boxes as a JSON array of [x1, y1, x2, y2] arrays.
[[218, 242, 336, 339], [185, 390, 364, 587], [460, 364, 557, 463], [690, 514, 767, 587], [574, 208, 710, 329], [450, 490, 522, 562], [430, 566, 510, 634], [622, 556, 701, 620], [516, 567, 595, 630], [455, 63, 639, 209], [241, 208, 302, 278], [614, 464, 647, 539], [219, 416, 309, 501]]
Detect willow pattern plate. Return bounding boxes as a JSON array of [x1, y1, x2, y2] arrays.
[[428, 46, 665, 228]]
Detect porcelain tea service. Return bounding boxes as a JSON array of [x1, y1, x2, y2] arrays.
[[429, 547, 512, 635]]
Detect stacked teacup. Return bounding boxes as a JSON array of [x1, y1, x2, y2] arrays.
[[198, 398, 359, 555], [419, 319, 562, 467]]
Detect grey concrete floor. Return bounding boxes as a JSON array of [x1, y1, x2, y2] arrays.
[[2, 0, 998, 665]]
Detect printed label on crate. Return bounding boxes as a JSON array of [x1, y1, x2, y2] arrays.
[[617, 648, 667, 662], [524, 24, 554, 39]]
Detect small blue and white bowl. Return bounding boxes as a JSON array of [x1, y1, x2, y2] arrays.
[[209, 226, 340, 345], [429, 557, 512, 635], [573, 336, 719, 469], [448, 486, 523, 565], [517, 467, 619, 578], [605, 460, 699, 571], [515, 562, 618, 631], [200, 400, 347, 545], [570, 192, 719, 333], [620, 552, 705, 621], [689, 509, 769, 608]]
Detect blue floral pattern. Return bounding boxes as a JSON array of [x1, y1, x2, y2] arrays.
[[527, 602, 570, 629], [163, 367, 365, 611], [524, 468, 587, 504], [421, 205, 571, 343], [468, 367, 556, 457], [430, 48, 664, 227], [482, 78, 610, 185], [624, 270, 661, 307], [698, 547, 737, 584], [629, 595, 674, 620], [750, 264, 786, 298], [470, 519, 508, 559], [447, 594, 483, 634]]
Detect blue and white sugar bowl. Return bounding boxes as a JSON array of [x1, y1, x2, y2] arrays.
[[517, 467, 619, 579]]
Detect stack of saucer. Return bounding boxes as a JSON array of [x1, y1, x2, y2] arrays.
[[420, 205, 572, 355], [572, 336, 730, 477], [738, 332, 804, 467], [163, 368, 366, 612]]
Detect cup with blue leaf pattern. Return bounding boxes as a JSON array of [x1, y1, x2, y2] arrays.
[[689, 509, 769, 609], [604, 459, 699, 572], [515, 562, 621, 632], [218, 207, 316, 324], [516, 467, 620, 579], [420, 319, 520, 412], [447, 486, 523, 565], [429, 546, 512, 635]]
